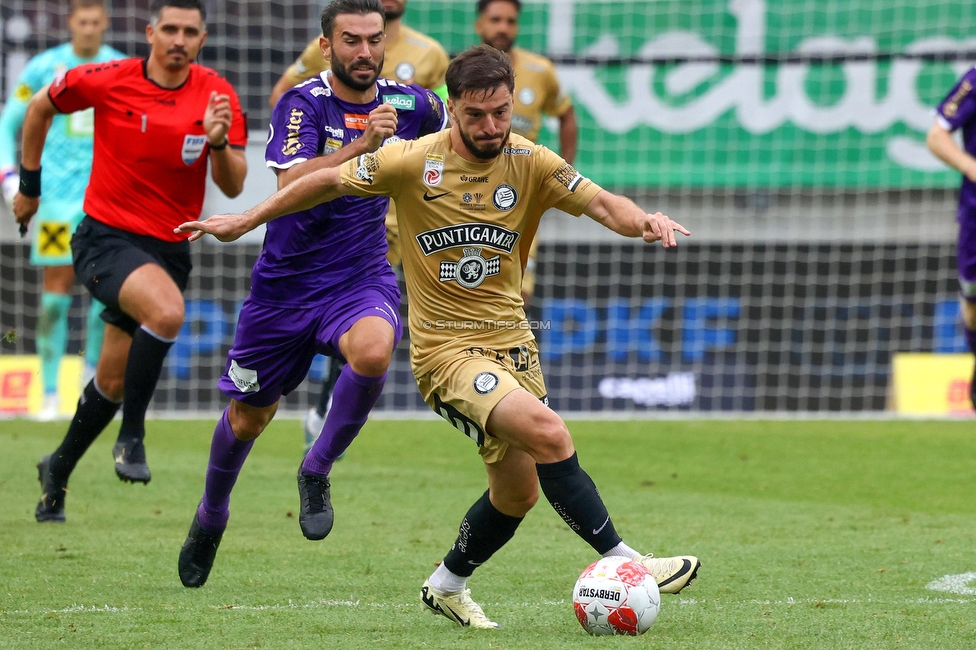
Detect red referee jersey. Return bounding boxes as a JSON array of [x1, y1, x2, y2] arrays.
[[48, 58, 247, 242]]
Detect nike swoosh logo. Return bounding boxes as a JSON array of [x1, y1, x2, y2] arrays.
[[592, 515, 610, 535], [423, 191, 450, 201]]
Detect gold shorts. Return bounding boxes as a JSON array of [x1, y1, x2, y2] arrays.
[[416, 342, 548, 464]]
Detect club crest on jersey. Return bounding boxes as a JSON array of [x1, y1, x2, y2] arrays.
[[424, 153, 445, 187], [518, 87, 536, 105], [182, 135, 208, 165], [439, 246, 500, 289], [473, 372, 500, 395], [395, 62, 415, 82], [492, 184, 518, 211]]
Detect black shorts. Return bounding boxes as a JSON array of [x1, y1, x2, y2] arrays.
[[72, 216, 192, 335]]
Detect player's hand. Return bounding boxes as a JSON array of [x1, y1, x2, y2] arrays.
[[640, 212, 690, 248], [12, 192, 39, 228], [203, 91, 233, 146], [1, 167, 19, 211], [361, 104, 398, 152], [174, 213, 250, 243]]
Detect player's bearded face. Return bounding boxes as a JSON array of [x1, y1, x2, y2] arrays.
[[382, 0, 406, 20], [476, 2, 519, 53], [331, 48, 384, 92], [454, 88, 514, 160]]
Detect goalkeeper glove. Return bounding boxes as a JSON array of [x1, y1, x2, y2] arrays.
[[1, 167, 19, 211]]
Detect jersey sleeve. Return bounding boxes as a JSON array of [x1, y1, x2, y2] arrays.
[[540, 63, 573, 118], [265, 89, 321, 169], [284, 40, 328, 85], [0, 57, 42, 167], [535, 146, 602, 216], [424, 44, 450, 91], [223, 81, 249, 148], [47, 61, 109, 114], [936, 67, 976, 131], [418, 88, 449, 135], [338, 142, 404, 200]]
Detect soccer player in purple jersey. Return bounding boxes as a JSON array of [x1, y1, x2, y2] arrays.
[[927, 66, 976, 409], [177, 0, 448, 588]]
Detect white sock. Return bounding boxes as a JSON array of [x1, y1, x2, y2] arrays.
[[602, 541, 640, 559], [428, 562, 467, 593]]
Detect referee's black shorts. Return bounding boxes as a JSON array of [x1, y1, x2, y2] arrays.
[[72, 216, 192, 335]]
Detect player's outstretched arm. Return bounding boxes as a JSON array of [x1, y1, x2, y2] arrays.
[[583, 189, 690, 248], [926, 122, 976, 182], [175, 166, 349, 242]]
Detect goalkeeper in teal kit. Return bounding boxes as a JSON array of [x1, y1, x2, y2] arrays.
[[0, 0, 123, 419]]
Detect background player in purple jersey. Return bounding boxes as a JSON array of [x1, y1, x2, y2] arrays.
[[177, 0, 447, 588], [927, 66, 976, 409]]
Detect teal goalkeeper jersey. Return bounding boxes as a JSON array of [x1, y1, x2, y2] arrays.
[[0, 42, 124, 203]]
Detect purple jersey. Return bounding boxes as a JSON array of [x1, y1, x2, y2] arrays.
[[253, 73, 448, 307], [936, 66, 976, 221]]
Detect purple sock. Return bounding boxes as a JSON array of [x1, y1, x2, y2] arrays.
[[965, 325, 976, 355], [197, 408, 254, 531], [301, 366, 386, 476]]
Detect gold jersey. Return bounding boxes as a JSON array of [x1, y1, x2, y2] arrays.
[[509, 47, 573, 142], [284, 25, 449, 91], [339, 130, 602, 375]]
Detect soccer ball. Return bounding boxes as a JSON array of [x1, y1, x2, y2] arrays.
[[572, 556, 661, 635]]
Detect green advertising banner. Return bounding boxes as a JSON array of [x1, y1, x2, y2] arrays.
[[407, 0, 976, 188]]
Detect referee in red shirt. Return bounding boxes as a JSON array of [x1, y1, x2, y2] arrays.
[[12, 0, 248, 523]]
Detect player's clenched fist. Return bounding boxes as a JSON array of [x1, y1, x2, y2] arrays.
[[362, 104, 399, 152], [203, 91, 233, 146]]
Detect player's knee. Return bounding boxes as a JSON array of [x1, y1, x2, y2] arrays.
[[527, 413, 573, 463], [228, 403, 273, 441], [96, 374, 124, 402], [492, 485, 539, 517], [345, 343, 393, 377], [146, 301, 185, 339]]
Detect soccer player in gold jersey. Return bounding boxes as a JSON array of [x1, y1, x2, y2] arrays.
[[476, 0, 577, 305], [178, 45, 699, 630]]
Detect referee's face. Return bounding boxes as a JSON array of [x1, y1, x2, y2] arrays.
[[147, 7, 207, 71]]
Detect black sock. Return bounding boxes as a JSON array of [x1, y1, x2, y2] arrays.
[[116, 326, 174, 450], [316, 358, 345, 416], [537, 452, 622, 554], [443, 490, 523, 577], [48, 380, 122, 482]]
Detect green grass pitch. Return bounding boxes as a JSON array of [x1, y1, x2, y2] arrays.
[[1, 417, 975, 649]]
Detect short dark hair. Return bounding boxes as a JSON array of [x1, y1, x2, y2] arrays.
[[476, 0, 521, 15], [320, 0, 386, 39], [70, 0, 107, 15], [149, 0, 206, 26], [446, 45, 515, 101]]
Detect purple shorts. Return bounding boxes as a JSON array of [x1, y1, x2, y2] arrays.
[[959, 216, 976, 302], [218, 283, 402, 406]]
